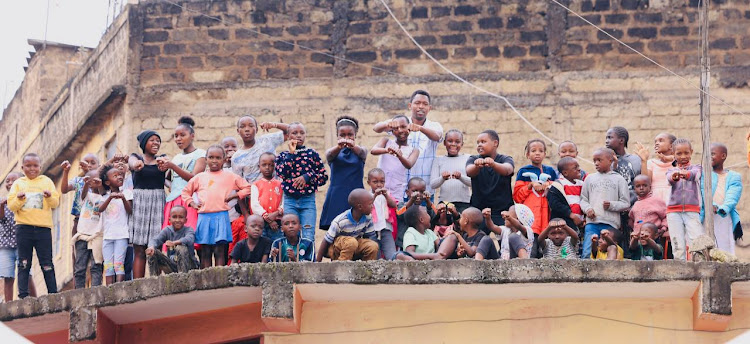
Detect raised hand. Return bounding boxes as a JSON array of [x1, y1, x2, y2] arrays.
[[634, 142, 649, 162], [259, 122, 276, 132], [288, 139, 298, 154], [61, 160, 71, 171], [386, 147, 402, 157], [132, 160, 145, 172], [408, 123, 422, 132]]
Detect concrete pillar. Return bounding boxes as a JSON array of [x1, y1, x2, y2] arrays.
[[692, 276, 732, 331], [261, 283, 301, 333], [69, 306, 98, 342]]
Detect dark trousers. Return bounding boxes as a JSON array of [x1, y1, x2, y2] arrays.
[[123, 245, 134, 281], [16, 225, 57, 298], [74, 240, 103, 289]]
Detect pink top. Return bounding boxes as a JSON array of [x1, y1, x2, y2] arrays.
[[628, 194, 667, 235], [182, 170, 252, 214], [647, 158, 673, 205]]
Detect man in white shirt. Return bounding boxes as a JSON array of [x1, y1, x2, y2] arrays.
[[373, 90, 444, 200]]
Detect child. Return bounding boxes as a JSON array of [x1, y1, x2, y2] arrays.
[[395, 177, 435, 249], [590, 229, 623, 260], [269, 214, 315, 262], [72, 170, 105, 289], [444, 207, 497, 260], [465, 130, 515, 229], [161, 116, 206, 230], [223, 136, 244, 259], [371, 115, 420, 202], [605, 126, 648, 205], [251, 153, 284, 242], [320, 116, 367, 231], [7, 153, 60, 298], [482, 204, 535, 259], [231, 116, 289, 183], [222, 136, 238, 170], [316, 189, 379, 262], [514, 139, 557, 235], [146, 206, 198, 275], [1, 172, 37, 301], [60, 154, 100, 238], [647, 132, 676, 204], [580, 148, 630, 259], [367, 168, 398, 260], [98, 165, 133, 285], [402, 206, 439, 260], [557, 141, 587, 180], [183, 145, 252, 268], [548, 157, 585, 233], [628, 175, 667, 238], [275, 122, 328, 241], [230, 214, 271, 264], [666, 139, 704, 260], [538, 218, 580, 259], [430, 129, 471, 212], [702, 143, 743, 254], [629, 222, 663, 260], [128, 130, 167, 279], [431, 202, 460, 238]]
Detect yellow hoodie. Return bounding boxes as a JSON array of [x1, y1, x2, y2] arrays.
[[7, 175, 60, 228]]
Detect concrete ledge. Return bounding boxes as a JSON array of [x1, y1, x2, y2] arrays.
[[2, 260, 749, 340]]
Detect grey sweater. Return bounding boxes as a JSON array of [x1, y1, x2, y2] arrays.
[[149, 226, 198, 266], [429, 154, 471, 204], [579, 171, 630, 229]]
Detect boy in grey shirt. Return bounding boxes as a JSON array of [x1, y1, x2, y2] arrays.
[[580, 148, 630, 259], [146, 206, 198, 275]]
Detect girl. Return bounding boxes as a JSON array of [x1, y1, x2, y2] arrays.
[[231, 115, 289, 184], [430, 129, 471, 213], [320, 116, 367, 230], [162, 116, 206, 231], [513, 139, 557, 237], [98, 165, 133, 285], [371, 115, 420, 202], [666, 138, 704, 260], [647, 132, 676, 205], [275, 122, 328, 241], [128, 130, 167, 279], [183, 145, 252, 268]]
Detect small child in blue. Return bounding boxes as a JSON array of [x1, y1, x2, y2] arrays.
[[275, 122, 328, 241], [269, 214, 315, 262]]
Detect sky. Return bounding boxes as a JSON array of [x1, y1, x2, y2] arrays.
[[0, 0, 116, 109]]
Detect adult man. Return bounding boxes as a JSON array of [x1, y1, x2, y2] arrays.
[[373, 90, 443, 199]]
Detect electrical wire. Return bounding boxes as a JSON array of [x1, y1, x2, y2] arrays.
[[264, 312, 750, 337]]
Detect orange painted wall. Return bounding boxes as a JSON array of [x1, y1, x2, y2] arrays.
[[119, 302, 266, 343], [263, 298, 750, 344], [27, 329, 68, 344]]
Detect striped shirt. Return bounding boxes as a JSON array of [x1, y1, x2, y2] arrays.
[[559, 178, 583, 215], [324, 209, 376, 244]]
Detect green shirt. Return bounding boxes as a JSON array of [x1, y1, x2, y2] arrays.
[[403, 227, 438, 254]]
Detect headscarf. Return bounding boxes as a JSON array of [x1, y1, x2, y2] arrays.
[[137, 130, 160, 153], [499, 203, 535, 260]]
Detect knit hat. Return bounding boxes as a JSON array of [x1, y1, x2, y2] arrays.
[[137, 130, 160, 152]]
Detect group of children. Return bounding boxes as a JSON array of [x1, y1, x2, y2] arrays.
[[0, 89, 747, 301]]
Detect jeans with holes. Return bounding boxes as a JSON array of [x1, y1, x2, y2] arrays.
[[283, 193, 317, 241], [16, 225, 57, 298]]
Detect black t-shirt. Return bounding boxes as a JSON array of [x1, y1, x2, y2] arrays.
[[131, 154, 167, 190], [230, 237, 271, 263], [466, 154, 515, 213]]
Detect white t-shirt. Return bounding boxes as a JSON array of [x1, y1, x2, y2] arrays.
[[77, 193, 104, 236], [102, 189, 133, 240]]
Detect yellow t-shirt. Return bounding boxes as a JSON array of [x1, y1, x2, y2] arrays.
[[7, 175, 60, 228], [591, 245, 624, 260]]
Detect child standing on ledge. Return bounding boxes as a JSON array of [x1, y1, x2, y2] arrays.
[[666, 139, 704, 260]]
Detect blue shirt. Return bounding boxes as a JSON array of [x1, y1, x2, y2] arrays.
[[70, 177, 85, 216]]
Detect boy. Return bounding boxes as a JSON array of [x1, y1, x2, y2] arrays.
[[230, 214, 271, 264], [8, 153, 60, 298], [60, 154, 100, 237], [251, 152, 284, 242], [270, 214, 315, 262], [402, 206, 439, 260], [701, 143, 743, 254], [71, 170, 105, 289], [146, 206, 198, 275], [466, 130, 514, 230], [482, 205, 534, 259], [0, 172, 37, 301], [316, 189, 379, 261], [628, 222, 663, 260], [628, 175, 667, 237], [367, 168, 398, 260], [557, 141, 587, 180], [548, 157, 585, 233], [396, 177, 435, 248], [591, 229, 623, 260], [443, 207, 498, 260], [580, 148, 630, 259], [538, 218, 579, 259]]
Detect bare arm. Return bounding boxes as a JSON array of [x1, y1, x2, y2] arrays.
[[370, 138, 390, 156], [404, 246, 436, 260], [411, 124, 441, 142], [316, 240, 331, 262], [372, 120, 390, 134], [325, 145, 343, 162], [168, 157, 207, 182], [400, 148, 420, 169], [451, 231, 477, 257], [489, 160, 514, 176]]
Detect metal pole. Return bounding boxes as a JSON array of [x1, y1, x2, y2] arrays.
[[699, 0, 714, 240]]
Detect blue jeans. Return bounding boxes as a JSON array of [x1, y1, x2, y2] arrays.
[[284, 193, 316, 241], [262, 221, 285, 242], [582, 223, 614, 259], [377, 229, 397, 260]]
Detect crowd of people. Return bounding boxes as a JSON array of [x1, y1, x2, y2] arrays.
[[0, 89, 747, 301]]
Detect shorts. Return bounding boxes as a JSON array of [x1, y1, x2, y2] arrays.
[[0, 248, 16, 278]]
